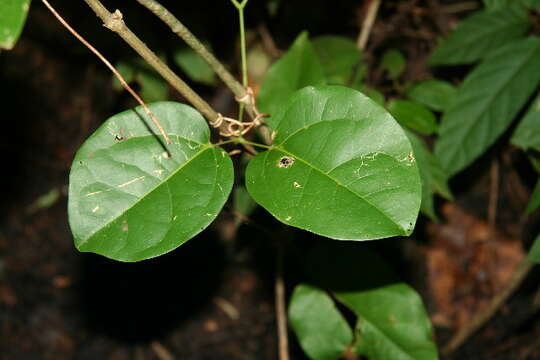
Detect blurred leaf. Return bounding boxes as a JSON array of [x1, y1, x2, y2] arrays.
[[173, 44, 217, 86], [380, 49, 406, 80], [511, 92, 540, 152], [430, 4, 529, 65], [523, 0, 540, 9], [435, 37, 540, 176], [0, 0, 30, 50], [247, 86, 422, 240], [363, 88, 385, 105], [289, 284, 353, 360], [26, 188, 61, 215], [233, 186, 257, 218], [526, 180, 540, 215], [387, 100, 438, 135], [114, 59, 168, 103], [526, 234, 540, 263], [68, 102, 233, 262], [407, 132, 452, 221], [406, 80, 457, 112], [257, 32, 326, 118], [308, 243, 438, 360], [483, 0, 512, 10], [247, 43, 272, 84], [312, 35, 362, 85]]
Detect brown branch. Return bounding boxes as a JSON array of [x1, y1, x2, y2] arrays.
[[276, 242, 289, 360], [40, 0, 171, 144], [357, 0, 382, 50], [82, 0, 220, 124], [135, 0, 257, 119]]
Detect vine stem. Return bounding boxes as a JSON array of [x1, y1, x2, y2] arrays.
[[357, 0, 381, 50], [82, 0, 220, 125], [39, 0, 171, 144], [230, 0, 250, 121], [134, 0, 252, 112], [275, 242, 289, 360]]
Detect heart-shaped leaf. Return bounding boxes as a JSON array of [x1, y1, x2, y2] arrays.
[[246, 86, 421, 240], [68, 102, 233, 262]]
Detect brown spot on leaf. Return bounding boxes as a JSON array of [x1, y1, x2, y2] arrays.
[[278, 156, 295, 168]]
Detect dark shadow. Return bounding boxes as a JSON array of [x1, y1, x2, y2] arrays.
[[78, 230, 226, 343]]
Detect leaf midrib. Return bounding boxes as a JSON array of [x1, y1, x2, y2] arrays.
[[76, 142, 214, 248], [439, 39, 540, 170], [273, 145, 407, 234]]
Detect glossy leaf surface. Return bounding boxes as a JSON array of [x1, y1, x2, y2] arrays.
[[257, 32, 326, 119], [69, 102, 233, 262], [435, 37, 540, 176], [308, 243, 438, 360], [387, 100, 438, 135], [312, 35, 362, 85], [406, 80, 457, 112], [247, 86, 422, 240], [289, 284, 353, 360], [511, 92, 540, 152], [0, 0, 31, 50], [430, 5, 529, 65]]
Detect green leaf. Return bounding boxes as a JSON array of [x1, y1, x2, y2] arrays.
[[435, 37, 540, 176], [429, 5, 530, 65], [526, 234, 540, 263], [407, 132, 452, 221], [523, 0, 540, 10], [387, 100, 438, 135], [68, 102, 233, 262], [173, 44, 217, 86], [380, 49, 406, 80], [511, 92, 540, 152], [257, 32, 326, 118], [308, 243, 438, 360], [363, 88, 386, 106], [114, 59, 169, 103], [312, 35, 363, 85], [406, 80, 457, 112], [234, 185, 257, 218], [526, 180, 540, 215], [0, 0, 31, 50], [289, 284, 353, 360], [246, 86, 422, 240]]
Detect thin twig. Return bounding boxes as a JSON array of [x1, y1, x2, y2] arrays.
[[82, 0, 219, 124], [443, 262, 533, 354], [488, 158, 500, 229], [150, 341, 175, 360], [357, 0, 382, 50], [135, 0, 254, 117], [40, 0, 171, 144], [276, 242, 289, 360]]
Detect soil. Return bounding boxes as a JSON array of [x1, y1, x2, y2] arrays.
[[1, 1, 540, 359]]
